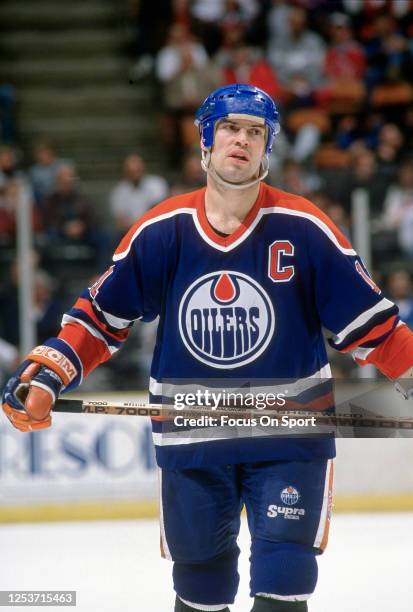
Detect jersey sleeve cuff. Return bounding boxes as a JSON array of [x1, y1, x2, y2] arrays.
[[355, 323, 413, 380]]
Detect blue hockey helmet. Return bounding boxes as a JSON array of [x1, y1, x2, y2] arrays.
[[195, 84, 280, 155]]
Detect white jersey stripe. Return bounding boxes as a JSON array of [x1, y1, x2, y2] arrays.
[[263, 207, 356, 255], [112, 204, 356, 259], [99, 309, 136, 330], [332, 298, 395, 346], [193, 206, 356, 254], [179, 598, 230, 610], [255, 593, 312, 602], [149, 364, 332, 399], [113, 208, 195, 261]]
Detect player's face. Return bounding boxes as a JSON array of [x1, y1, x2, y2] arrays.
[[210, 118, 266, 184]]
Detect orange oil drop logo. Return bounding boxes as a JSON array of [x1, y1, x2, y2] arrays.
[[214, 273, 236, 302]]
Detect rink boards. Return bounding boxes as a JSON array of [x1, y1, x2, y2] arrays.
[[1, 389, 413, 521]]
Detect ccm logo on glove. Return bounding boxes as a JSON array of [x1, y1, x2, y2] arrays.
[[28, 345, 77, 384]]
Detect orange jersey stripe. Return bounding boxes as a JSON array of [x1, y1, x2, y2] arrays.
[[59, 323, 111, 377], [319, 460, 334, 553], [74, 297, 130, 342]]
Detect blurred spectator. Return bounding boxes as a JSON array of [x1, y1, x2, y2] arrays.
[[279, 159, 321, 197], [0, 174, 14, 244], [265, 5, 328, 163], [405, 105, 413, 150], [42, 163, 110, 267], [0, 334, 18, 388], [130, 0, 192, 79], [306, 190, 333, 214], [219, 0, 260, 36], [381, 159, 413, 258], [156, 24, 209, 84], [222, 45, 284, 101], [342, 0, 412, 20], [324, 13, 366, 81], [0, 336, 18, 370], [0, 84, 16, 144], [341, 147, 390, 217], [334, 112, 385, 151], [285, 109, 329, 163], [170, 151, 205, 196], [110, 154, 169, 233], [189, 0, 259, 55], [0, 144, 30, 186], [29, 140, 68, 207], [376, 122, 405, 181], [267, 0, 292, 47], [381, 158, 412, 224], [214, 22, 247, 69], [335, 115, 360, 149], [309, 189, 349, 235], [156, 24, 222, 161], [0, 264, 63, 347], [0, 176, 42, 246], [191, 0, 258, 24], [315, 12, 366, 114], [267, 6, 325, 92], [385, 269, 413, 330], [365, 14, 412, 88]]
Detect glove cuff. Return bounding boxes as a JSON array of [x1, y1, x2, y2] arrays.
[[27, 338, 82, 390]]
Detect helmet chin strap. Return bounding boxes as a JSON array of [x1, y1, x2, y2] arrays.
[[201, 149, 269, 190]]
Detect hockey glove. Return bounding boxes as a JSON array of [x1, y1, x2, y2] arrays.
[[2, 360, 63, 431], [2, 341, 81, 432]]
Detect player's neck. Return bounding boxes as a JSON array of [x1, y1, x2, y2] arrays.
[[204, 179, 261, 234]]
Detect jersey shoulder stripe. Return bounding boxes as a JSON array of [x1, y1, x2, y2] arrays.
[[113, 188, 205, 260], [262, 184, 354, 254]]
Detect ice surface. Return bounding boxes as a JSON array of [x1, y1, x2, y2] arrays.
[[0, 513, 411, 611]]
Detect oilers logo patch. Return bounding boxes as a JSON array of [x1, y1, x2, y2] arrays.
[[178, 271, 275, 368], [281, 486, 300, 506]]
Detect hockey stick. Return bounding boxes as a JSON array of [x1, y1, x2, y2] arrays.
[[52, 397, 413, 430]]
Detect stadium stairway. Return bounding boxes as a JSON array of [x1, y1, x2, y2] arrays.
[[0, 0, 168, 209]]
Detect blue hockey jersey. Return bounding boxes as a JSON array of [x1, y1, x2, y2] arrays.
[[58, 182, 405, 468]]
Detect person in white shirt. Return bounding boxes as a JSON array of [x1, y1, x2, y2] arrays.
[[109, 154, 169, 233]]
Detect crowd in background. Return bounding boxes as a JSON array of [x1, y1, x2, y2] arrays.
[[1, 0, 413, 383]]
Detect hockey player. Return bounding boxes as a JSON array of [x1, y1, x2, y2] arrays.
[[3, 84, 413, 611]]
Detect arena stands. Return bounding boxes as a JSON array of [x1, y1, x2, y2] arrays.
[[1, 0, 413, 384]]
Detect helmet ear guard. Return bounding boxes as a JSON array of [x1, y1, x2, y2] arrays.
[[195, 84, 280, 189]]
